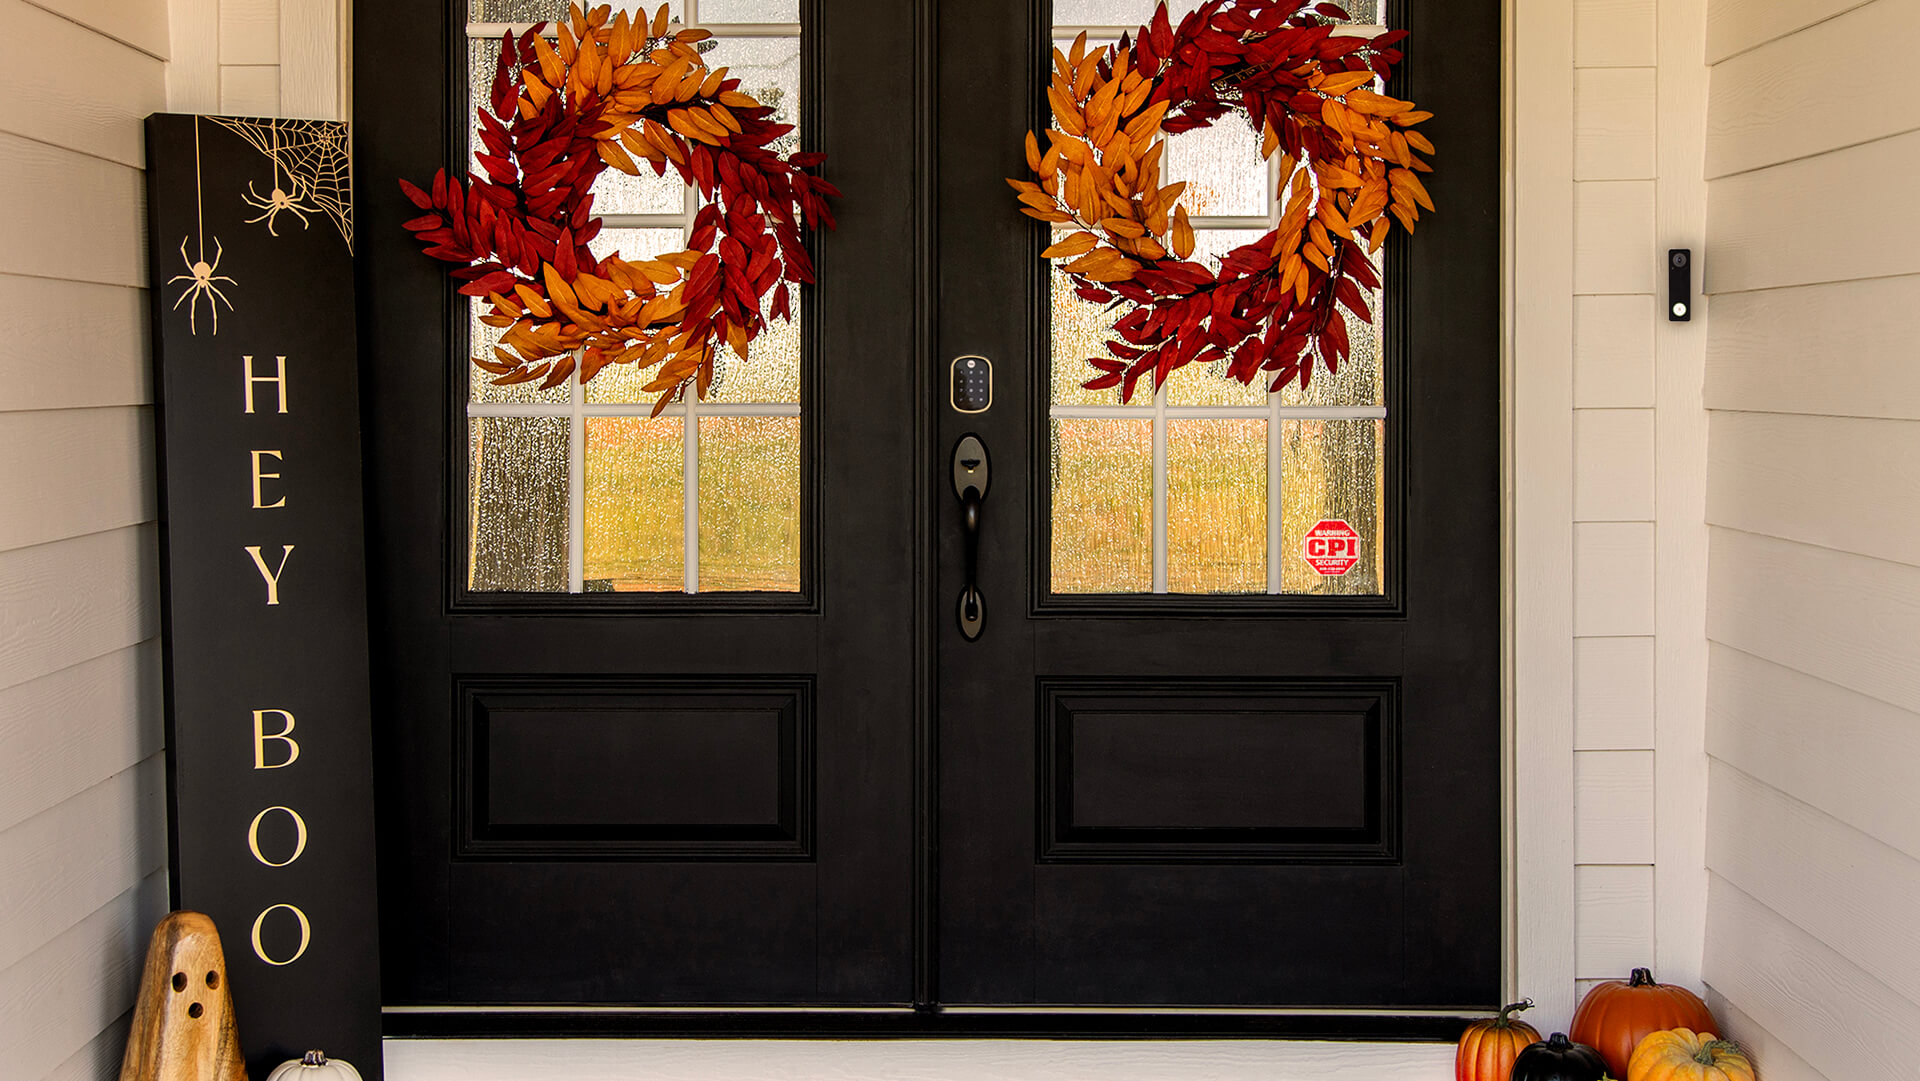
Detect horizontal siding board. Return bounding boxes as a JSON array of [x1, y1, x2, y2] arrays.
[[1708, 642, 1920, 863], [0, 275, 150, 412], [0, 642, 161, 835], [1575, 864, 1655, 978], [0, 0, 166, 169], [1704, 875, 1920, 1081], [0, 525, 156, 694], [1575, 749, 1655, 863], [0, 758, 164, 974], [1708, 990, 1834, 1081], [1575, 636, 1656, 750], [0, 133, 144, 289], [1707, 1, 1920, 178], [1708, 760, 1920, 1007], [1708, 526, 1920, 715], [1704, 275, 1920, 419], [20, 0, 169, 59], [1710, 411, 1920, 568], [0, 407, 154, 554], [1575, 523, 1655, 636], [166, 0, 220, 113], [1706, 129, 1920, 295], [1575, 68, 1656, 180], [1574, 409, 1655, 522], [1574, 294, 1656, 409], [0, 871, 166, 1080], [1574, 181, 1656, 294], [1706, 0, 1875, 63], [1575, 0, 1656, 66], [40, 1014, 133, 1081]]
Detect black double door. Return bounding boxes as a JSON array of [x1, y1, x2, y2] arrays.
[[358, 0, 1499, 1030]]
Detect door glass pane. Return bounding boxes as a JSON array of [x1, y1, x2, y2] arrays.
[[584, 418, 686, 591], [1166, 420, 1266, 594], [469, 417, 570, 591], [699, 418, 801, 591], [1051, 419, 1153, 593], [460, 4, 805, 595], [1280, 419, 1384, 594], [1044, 0, 1388, 598]]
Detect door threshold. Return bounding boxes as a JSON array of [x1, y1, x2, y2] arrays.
[[382, 1036, 1457, 1080]]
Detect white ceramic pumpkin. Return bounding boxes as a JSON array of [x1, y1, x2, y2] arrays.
[[266, 1051, 364, 1081]]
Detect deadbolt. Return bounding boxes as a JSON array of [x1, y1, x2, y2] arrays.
[[950, 355, 993, 414]]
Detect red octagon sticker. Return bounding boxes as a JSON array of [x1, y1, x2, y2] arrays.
[[1302, 518, 1361, 576]]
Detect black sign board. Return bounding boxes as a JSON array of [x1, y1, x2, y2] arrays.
[[144, 113, 382, 1078]]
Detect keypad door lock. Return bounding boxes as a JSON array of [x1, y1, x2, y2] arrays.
[[950, 355, 992, 414]]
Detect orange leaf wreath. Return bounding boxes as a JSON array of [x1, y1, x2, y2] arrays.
[[1012, 0, 1434, 401], [401, 3, 838, 413]]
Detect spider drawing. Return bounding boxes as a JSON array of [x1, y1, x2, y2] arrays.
[[241, 176, 316, 236], [169, 237, 235, 335]]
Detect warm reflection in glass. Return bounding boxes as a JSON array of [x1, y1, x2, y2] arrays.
[[468, 417, 570, 591], [1051, 419, 1154, 593], [1281, 418, 1385, 594], [1167, 420, 1267, 593], [584, 418, 686, 591], [699, 418, 801, 591]]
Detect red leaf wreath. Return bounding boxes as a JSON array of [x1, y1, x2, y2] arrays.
[[1010, 0, 1434, 401], [400, 2, 838, 413]]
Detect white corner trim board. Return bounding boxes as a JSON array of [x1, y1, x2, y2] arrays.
[[383, 1038, 1455, 1080]]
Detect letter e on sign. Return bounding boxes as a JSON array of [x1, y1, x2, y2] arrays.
[[1302, 518, 1361, 576]]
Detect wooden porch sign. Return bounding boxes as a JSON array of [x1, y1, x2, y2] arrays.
[[144, 113, 382, 1078]]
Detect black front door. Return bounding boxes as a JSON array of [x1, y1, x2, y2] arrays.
[[357, 0, 1499, 1029]]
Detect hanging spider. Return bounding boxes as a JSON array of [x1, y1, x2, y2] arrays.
[[169, 237, 235, 335], [241, 174, 316, 236]]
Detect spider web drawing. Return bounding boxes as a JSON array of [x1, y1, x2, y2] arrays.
[[210, 116, 354, 252]]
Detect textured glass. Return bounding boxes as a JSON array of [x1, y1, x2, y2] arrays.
[[1167, 419, 1266, 593], [1050, 258, 1141, 407], [698, 417, 801, 591], [469, 299, 569, 403], [1281, 249, 1385, 407], [1281, 418, 1384, 594], [591, 161, 688, 216], [1052, 0, 1201, 27], [1163, 121, 1269, 218], [702, 36, 800, 155], [708, 309, 802, 403], [471, 0, 684, 21], [1162, 230, 1272, 406], [699, 0, 799, 21], [1051, 418, 1153, 593], [583, 417, 686, 590], [468, 417, 570, 591], [582, 229, 694, 404]]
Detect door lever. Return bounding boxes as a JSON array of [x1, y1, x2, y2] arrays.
[[951, 434, 989, 640]]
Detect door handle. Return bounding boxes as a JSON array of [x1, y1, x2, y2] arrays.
[[951, 434, 989, 640]]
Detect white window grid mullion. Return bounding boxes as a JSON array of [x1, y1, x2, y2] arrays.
[[1265, 144, 1284, 594], [1050, 23, 1385, 39], [465, 22, 801, 39], [678, 129, 700, 594], [568, 364, 586, 593], [1151, 390, 1168, 594], [469, 402, 801, 418]]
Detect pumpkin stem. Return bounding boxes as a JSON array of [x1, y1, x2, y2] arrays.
[[1697, 1039, 1743, 1065], [1494, 999, 1535, 1027], [1628, 967, 1657, 987], [302, 1051, 329, 1068]]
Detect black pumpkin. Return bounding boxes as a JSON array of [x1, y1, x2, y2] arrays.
[[1509, 1032, 1609, 1081]]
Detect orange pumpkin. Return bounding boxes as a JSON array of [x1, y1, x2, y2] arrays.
[[1628, 1027, 1756, 1081], [1571, 968, 1718, 1078], [1455, 999, 1542, 1081]]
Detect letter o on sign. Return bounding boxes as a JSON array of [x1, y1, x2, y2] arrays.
[[247, 805, 309, 867], [250, 903, 312, 966]]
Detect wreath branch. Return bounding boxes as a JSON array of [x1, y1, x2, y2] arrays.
[[401, 3, 838, 413], [1009, 0, 1435, 401]]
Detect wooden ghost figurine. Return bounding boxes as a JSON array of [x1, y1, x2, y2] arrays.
[[119, 911, 249, 1081]]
